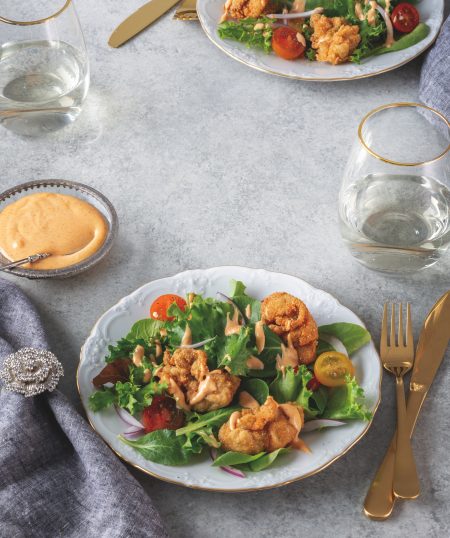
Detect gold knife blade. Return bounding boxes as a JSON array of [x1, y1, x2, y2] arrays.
[[109, 0, 181, 48], [364, 291, 450, 520]]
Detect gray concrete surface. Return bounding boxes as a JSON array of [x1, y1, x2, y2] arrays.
[[1, 1, 449, 536]]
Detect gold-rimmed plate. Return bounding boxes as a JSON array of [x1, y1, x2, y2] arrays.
[[77, 266, 381, 491], [197, 0, 444, 81]]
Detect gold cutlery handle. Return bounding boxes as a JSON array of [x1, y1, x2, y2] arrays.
[[364, 389, 426, 519], [393, 376, 420, 499]]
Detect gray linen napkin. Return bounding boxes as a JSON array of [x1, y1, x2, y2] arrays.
[[0, 278, 168, 538], [419, 15, 450, 120]]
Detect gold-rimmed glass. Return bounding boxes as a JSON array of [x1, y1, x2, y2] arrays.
[[339, 103, 450, 273], [0, 0, 89, 135]]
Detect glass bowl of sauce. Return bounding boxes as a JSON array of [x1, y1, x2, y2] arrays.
[[0, 180, 118, 279]]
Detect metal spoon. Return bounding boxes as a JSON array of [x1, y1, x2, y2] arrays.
[[0, 253, 51, 272]]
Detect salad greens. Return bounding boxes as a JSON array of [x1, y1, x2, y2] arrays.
[[218, 0, 429, 65], [218, 17, 274, 54], [90, 279, 374, 473]]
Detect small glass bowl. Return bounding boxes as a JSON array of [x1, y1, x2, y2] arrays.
[[0, 179, 119, 279]]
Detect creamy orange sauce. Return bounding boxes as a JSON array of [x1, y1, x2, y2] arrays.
[[367, 1, 378, 25], [189, 375, 217, 405], [181, 324, 192, 346], [0, 192, 107, 270], [169, 379, 190, 411], [229, 411, 241, 430], [291, 437, 311, 453], [279, 403, 303, 435], [225, 306, 241, 336], [132, 345, 145, 367], [255, 321, 265, 353], [246, 355, 265, 370], [277, 334, 299, 370], [245, 304, 252, 319], [239, 391, 260, 409]]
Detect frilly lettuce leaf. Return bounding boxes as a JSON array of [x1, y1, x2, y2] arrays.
[[323, 376, 372, 420]]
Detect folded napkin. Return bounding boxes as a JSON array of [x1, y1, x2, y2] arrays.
[[0, 278, 168, 538], [419, 15, 450, 121]]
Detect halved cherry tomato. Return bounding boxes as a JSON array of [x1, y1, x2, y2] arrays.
[[313, 352, 355, 388], [391, 3, 419, 34], [142, 395, 185, 433], [150, 294, 186, 321], [272, 27, 305, 61]]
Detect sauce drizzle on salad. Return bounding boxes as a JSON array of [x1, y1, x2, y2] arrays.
[[225, 306, 241, 336]]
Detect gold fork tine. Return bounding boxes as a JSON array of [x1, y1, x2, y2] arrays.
[[398, 303, 404, 347], [390, 303, 396, 347], [406, 303, 413, 350], [381, 303, 388, 355]]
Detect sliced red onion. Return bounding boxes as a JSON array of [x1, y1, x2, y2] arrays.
[[216, 292, 247, 325], [267, 8, 323, 19], [376, 5, 394, 47], [220, 466, 246, 478], [176, 337, 215, 349], [209, 448, 246, 478], [302, 419, 346, 433], [122, 429, 145, 440], [115, 405, 144, 429]]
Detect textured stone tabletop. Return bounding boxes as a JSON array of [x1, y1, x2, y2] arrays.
[[1, 1, 449, 536]]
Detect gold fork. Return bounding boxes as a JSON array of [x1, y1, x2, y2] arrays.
[[173, 0, 198, 20], [381, 303, 420, 499]]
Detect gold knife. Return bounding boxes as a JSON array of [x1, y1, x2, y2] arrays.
[[109, 0, 181, 48], [364, 291, 450, 520]]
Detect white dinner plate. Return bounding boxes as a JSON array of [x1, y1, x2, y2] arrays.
[[78, 267, 382, 491], [197, 0, 444, 81]]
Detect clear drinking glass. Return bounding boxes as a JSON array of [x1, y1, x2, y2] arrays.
[[0, 0, 89, 135], [339, 103, 450, 273]]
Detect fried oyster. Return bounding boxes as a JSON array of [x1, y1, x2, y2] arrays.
[[222, 0, 274, 20], [219, 396, 304, 454], [158, 348, 240, 412], [261, 292, 318, 365], [310, 13, 361, 65]]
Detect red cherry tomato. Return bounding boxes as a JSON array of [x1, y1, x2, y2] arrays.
[[141, 395, 185, 433], [391, 3, 420, 34], [150, 294, 186, 321], [307, 375, 321, 392], [272, 27, 305, 61]]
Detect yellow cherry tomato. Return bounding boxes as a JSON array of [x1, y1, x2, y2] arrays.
[[313, 352, 355, 387]]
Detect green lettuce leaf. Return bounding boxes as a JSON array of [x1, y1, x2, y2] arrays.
[[323, 377, 372, 420], [230, 280, 261, 323], [212, 451, 265, 467], [269, 366, 302, 403], [248, 448, 290, 472], [127, 318, 164, 341], [218, 327, 254, 375], [249, 325, 280, 378], [240, 378, 269, 405], [120, 429, 191, 465], [318, 322, 371, 355], [88, 388, 115, 411], [176, 406, 239, 437]]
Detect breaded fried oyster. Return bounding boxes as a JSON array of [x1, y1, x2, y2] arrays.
[[310, 13, 361, 65], [158, 348, 240, 412], [219, 396, 304, 454], [261, 292, 318, 364], [222, 0, 273, 20]]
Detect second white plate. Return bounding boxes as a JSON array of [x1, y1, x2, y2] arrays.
[[197, 0, 444, 81]]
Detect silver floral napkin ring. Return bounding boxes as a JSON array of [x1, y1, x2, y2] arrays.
[[0, 348, 64, 397]]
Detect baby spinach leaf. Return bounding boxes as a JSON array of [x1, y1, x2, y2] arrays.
[[318, 322, 371, 355], [269, 366, 302, 403], [240, 378, 269, 405], [249, 448, 290, 472], [120, 429, 190, 465], [213, 451, 265, 467]]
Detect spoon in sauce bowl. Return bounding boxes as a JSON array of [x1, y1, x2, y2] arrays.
[[0, 253, 51, 272]]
